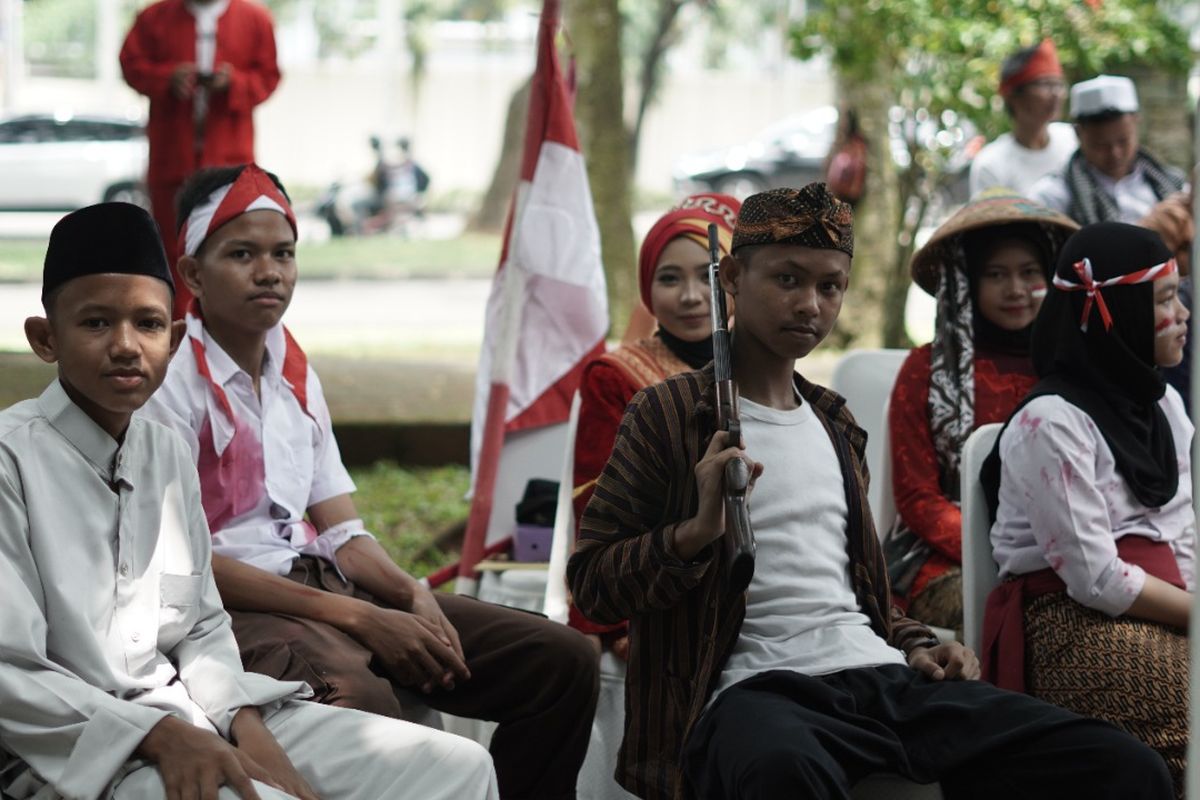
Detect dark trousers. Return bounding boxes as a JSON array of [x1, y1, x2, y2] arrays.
[[683, 665, 1172, 800], [229, 556, 599, 800]]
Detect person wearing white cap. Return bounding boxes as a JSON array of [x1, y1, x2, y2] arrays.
[[1029, 75, 1190, 248]]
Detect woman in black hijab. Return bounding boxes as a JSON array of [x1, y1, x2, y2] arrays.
[[984, 221, 1193, 797]]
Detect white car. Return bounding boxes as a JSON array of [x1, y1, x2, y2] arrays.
[[0, 114, 149, 211]]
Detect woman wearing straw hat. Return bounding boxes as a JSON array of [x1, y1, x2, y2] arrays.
[[885, 190, 1078, 632]]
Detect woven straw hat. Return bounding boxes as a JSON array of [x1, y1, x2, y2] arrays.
[[910, 190, 1079, 296]]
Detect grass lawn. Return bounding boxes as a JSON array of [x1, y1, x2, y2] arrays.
[[349, 462, 469, 580], [0, 232, 502, 282]]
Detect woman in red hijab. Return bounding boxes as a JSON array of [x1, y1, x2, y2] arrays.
[[567, 193, 740, 655]]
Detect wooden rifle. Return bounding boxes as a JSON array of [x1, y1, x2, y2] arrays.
[[707, 223, 756, 593]]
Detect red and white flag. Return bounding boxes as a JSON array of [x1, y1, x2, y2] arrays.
[[460, 0, 607, 588]]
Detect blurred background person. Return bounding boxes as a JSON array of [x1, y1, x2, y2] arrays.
[[969, 40, 1075, 199], [120, 0, 281, 319], [1030, 75, 1187, 231], [825, 107, 868, 208]]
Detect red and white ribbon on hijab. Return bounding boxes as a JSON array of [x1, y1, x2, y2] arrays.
[[178, 164, 298, 258], [1053, 256, 1177, 332]]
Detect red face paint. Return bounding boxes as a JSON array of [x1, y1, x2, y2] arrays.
[[1155, 316, 1174, 334]]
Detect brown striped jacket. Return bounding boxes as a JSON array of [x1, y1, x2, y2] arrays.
[[567, 364, 937, 800]]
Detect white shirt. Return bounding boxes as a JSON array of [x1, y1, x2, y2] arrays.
[[992, 388, 1196, 617], [712, 398, 906, 701], [969, 122, 1077, 199], [1030, 160, 1162, 224], [0, 381, 305, 800], [185, 0, 231, 129], [141, 322, 361, 576]]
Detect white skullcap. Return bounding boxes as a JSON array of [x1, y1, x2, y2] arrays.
[[1070, 75, 1139, 120]]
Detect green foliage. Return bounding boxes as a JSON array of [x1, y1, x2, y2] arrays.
[[23, 0, 143, 77], [791, 0, 1191, 141], [349, 462, 469, 577], [790, 0, 1191, 347]]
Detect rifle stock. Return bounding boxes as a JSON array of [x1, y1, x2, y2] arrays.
[[707, 224, 756, 593]]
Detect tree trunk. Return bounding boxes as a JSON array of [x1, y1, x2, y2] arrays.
[[629, 0, 685, 170], [567, 0, 637, 335], [832, 69, 899, 349], [468, 77, 532, 233]]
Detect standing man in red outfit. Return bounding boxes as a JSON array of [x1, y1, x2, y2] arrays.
[[120, 0, 280, 319]]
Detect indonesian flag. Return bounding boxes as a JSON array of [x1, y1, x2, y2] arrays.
[[461, 0, 607, 586]]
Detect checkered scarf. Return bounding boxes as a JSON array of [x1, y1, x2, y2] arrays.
[[1065, 148, 1184, 226]]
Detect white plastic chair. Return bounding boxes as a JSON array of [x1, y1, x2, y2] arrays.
[[828, 349, 910, 524], [875, 396, 898, 540], [543, 391, 582, 623], [958, 424, 1003, 655], [832, 351, 945, 800]]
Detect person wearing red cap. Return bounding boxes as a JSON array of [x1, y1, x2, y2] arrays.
[[969, 40, 1077, 198], [120, 0, 281, 320], [143, 164, 599, 800], [568, 193, 741, 655]]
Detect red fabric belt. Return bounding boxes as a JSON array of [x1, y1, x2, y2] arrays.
[[980, 536, 1183, 692]]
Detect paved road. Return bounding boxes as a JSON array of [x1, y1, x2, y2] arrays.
[[0, 278, 493, 356]]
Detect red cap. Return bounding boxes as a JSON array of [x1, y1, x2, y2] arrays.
[[999, 40, 1063, 99]]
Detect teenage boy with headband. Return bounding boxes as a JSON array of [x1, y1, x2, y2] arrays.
[[143, 164, 599, 800]]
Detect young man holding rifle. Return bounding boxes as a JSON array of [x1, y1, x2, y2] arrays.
[[567, 183, 1170, 800]]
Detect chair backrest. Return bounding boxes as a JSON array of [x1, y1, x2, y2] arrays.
[[959, 423, 1003, 654], [542, 390, 582, 624], [828, 349, 910, 524], [874, 396, 897, 540]]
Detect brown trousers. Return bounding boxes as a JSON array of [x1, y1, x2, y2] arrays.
[[229, 556, 599, 800]]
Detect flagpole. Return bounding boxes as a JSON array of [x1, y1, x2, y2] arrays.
[[458, 0, 561, 594]]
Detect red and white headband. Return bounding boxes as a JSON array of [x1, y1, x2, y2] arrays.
[[1052, 256, 1177, 332], [178, 164, 297, 257]]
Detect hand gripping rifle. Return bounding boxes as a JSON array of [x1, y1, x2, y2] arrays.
[[707, 223, 756, 593]]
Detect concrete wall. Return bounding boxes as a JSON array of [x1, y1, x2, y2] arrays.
[[8, 53, 832, 199]]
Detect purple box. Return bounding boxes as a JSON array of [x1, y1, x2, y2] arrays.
[[513, 524, 554, 562]]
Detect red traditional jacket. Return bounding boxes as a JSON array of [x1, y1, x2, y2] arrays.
[[568, 336, 690, 636], [120, 0, 281, 185], [888, 343, 1036, 601]]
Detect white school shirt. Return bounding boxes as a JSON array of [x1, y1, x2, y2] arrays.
[[0, 381, 306, 800], [712, 397, 906, 701], [968, 122, 1077, 199], [992, 387, 1196, 617], [141, 322, 362, 577], [1030, 159, 1163, 224]]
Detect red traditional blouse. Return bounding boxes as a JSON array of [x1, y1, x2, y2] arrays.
[[888, 343, 1037, 602], [568, 337, 690, 636]]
